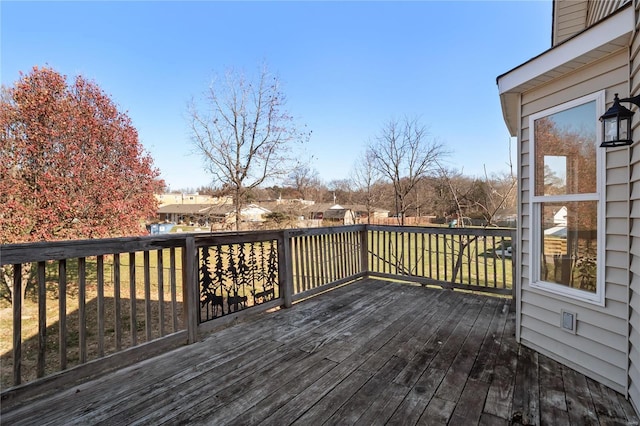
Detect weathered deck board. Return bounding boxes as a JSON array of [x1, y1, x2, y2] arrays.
[[2, 278, 638, 425]]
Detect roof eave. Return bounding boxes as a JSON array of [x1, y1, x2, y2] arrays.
[[497, 4, 634, 136]]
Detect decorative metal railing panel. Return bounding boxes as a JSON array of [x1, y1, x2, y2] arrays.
[[198, 239, 279, 322]]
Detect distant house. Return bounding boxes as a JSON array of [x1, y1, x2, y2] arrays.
[[258, 199, 312, 221], [341, 204, 390, 222], [156, 203, 271, 228], [497, 0, 639, 413], [322, 207, 355, 225], [304, 204, 350, 225], [553, 206, 567, 226], [239, 204, 272, 222], [155, 192, 232, 207], [157, 204, 216, 225]]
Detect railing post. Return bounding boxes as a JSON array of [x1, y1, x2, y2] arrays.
[[360, 226, 369, 277], [510, 229, 517, 312], [280, 231, 294, 308], [183, 236, 199, 344]]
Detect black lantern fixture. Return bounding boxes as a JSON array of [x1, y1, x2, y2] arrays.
[[600, 93, 640, 148]]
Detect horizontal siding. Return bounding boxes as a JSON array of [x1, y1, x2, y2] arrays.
[[521, 329, 626, 393], [522, 288, 628, 322], [518, 48, 630, 392], [630, 1, 640, 411], [521, 300, 628, 347], [607, 201, 629, 220], [605, 263, 629, 282], [554, 0, 588, 45], [605, 274, 631, 303], [552, 0, 629, 47], [631, 283, 640, 413], [520, 316, 627, 371]]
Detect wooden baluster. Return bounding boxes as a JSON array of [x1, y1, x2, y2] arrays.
[[59, 259, 67, 370], [129, 252, 137, 347], [78, 257, 87, 364], [144, 250, 152, 342], [170, 248, 178, 332], [158, 250, 165, 336], [37, 261, 46, 378], [97, 255, 105, 357], [114, 254, 122, 351], [12, 264, 22, 385]]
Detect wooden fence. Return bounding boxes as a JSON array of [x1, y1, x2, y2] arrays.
[[0, 224, 515, 406]]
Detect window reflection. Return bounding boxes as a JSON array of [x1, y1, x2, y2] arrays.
[[540, 201, 597, 293], [543, 155, 566, 195], [534, 102, 596, 196]]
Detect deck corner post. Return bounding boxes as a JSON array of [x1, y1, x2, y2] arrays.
[[360, 226, 369, 277], [183, 236, 199, 344], [280, 231, 294, 308]]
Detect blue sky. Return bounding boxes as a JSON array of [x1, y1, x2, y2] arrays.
[[1, 1, 552, 191]]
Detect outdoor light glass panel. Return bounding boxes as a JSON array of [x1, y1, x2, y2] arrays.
[[602, 114, 630, 144], [600, 93, 634, 147], [603, 115, 619, 142]]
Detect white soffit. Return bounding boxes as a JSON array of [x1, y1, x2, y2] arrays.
[[497, 6, 633, 136], [498, 6, 633, 95]]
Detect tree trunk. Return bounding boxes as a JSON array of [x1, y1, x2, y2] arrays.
[[234, 187, 242, 231]]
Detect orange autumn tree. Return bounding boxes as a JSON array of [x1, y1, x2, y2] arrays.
[[1, 66, 163, 243], [0, 67, 163, 302]]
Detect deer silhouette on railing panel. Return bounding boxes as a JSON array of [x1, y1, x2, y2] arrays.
[[198, 240, 279, 322]]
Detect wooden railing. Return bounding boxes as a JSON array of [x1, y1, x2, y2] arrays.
[[367, 225, 516, 295], [0, 235, 190, 406], [287, 226, 367, 301], [0, 224, 515, 407]]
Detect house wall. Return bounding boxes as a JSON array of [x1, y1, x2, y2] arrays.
[[553, 0, 589, 45], [518, 49, 630, 393], [627, 0, 640, 412], [552, 0, 630, 46], [587, 0, 631, 27]]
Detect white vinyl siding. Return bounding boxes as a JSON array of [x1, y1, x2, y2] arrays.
[[518, 49, 630, 393]]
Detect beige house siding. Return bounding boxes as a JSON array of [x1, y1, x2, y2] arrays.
[[587, 0, 631, 27], [553, 0, 588, 45], [517, 49, 630, 393], [628, 0, 640, 412], [552, 1, 631, 46]]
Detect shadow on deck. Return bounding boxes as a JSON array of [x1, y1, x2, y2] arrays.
[[2, 278, 638, 425]]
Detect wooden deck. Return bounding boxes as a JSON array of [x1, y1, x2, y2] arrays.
[[2, 279, 638, 425]]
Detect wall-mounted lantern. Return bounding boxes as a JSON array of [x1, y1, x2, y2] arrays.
[[600, 93, 639, 148]]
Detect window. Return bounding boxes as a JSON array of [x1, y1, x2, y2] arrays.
[[529, 92, 604, 305]]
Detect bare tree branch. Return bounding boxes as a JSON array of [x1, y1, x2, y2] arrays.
[[369, 117, 448, 225], [188, 65, 308, 230]]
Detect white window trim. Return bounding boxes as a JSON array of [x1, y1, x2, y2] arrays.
[[528, 91, 606, 306]]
